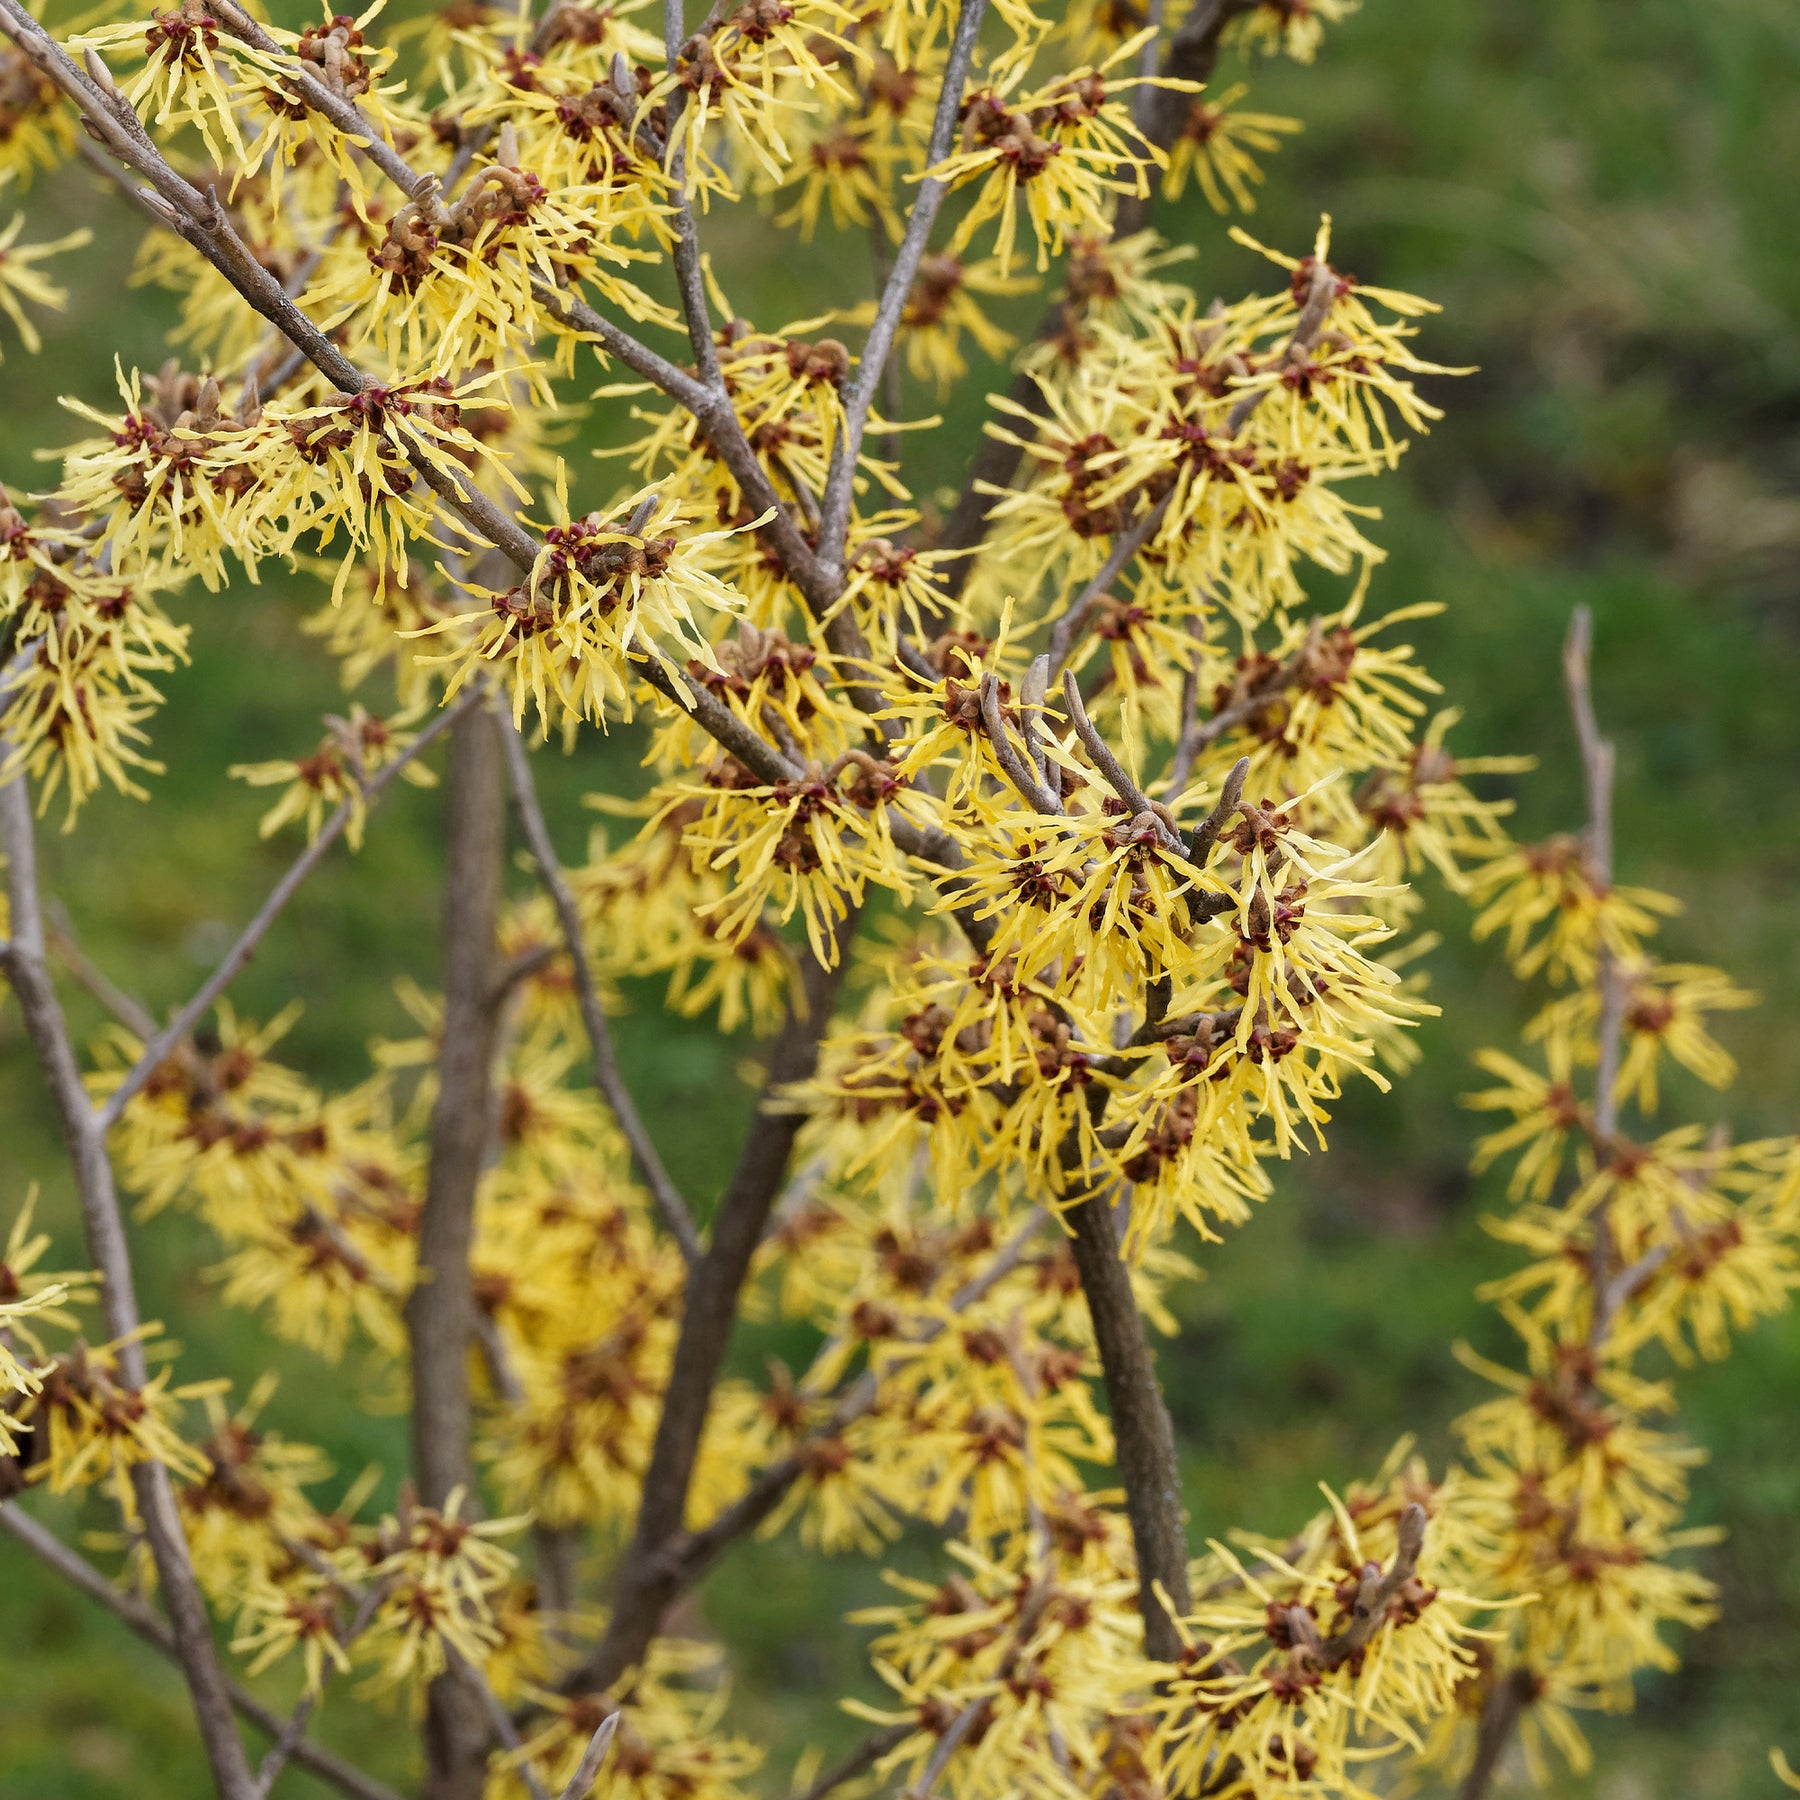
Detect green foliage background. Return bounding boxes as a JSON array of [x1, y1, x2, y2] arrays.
[[3, 0, 1799, 1792]]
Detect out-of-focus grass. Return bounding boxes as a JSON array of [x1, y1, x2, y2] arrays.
[[3, 0, 1799, 1793]]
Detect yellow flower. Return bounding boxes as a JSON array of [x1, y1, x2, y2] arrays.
[[1160, 85, 1301, 214], [230, 704, 438, 848], [0, 185, 88, 355], [1225, 0, 1361, 65]]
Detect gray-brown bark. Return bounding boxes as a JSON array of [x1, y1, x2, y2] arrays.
[[405, 707, 508, 1800], [1064, 1190, 1191, 1662], [566, 921, 856, 1694], [0, 771, 258, 1800]]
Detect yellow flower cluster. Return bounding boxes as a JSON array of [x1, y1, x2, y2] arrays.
[[1425, 653, 1800, 1781], [6, 2, 1784, 1799]]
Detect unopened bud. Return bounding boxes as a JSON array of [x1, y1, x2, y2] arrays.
[[83, 46, 121, 98], [136, 187, 182, 228]]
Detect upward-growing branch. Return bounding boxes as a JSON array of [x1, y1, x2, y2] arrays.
[[1461, 607, 1624, 1800], [406, 704, 509, 1800], [814, 0, 991, 574], [1064, 1187, 1191, 1661], [568, 909, 859, 1693], [0, 768, 258, 1800], [494, 706, 703, 1263]]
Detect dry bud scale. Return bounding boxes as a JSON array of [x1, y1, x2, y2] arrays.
[[0, 4, 1790, 1800]]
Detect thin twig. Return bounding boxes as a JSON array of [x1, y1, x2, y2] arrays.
[[45, 902, 160, 1038], [96, 686, 482, 1134], [1561, 608, 1626, 1234], [1167, 629, 1313, 779], [0, 764, 258, 1800], [792, 1724, 911, 1800], [0, 1506, 404, 1800], [867, 218, 906, 469], [980, 672, 1060, 815], [909, 1697, 988, 1800], [445, 1644, 553, 1800], [815, 0, 991, 572], [494, 706, 702, 1263], [253, 1579, 387, 1797], [1562, 607, 1613, 890], [1457, 1667, 1538, 1800], [1060, 671, 1184, 857], [1185, 757, 1250, 863], [490, 940, 559, 1006], [660, 0, 723, 392], [1017, 655, 1058, 798], [1132, 0, 1169, 129], [1316, 1502, 1427, 1663], [1223, 260, 1339, 437], [1465, 611, 1622, 1800], [1046, 490, 1173, 676], [1163, 616, 1211, 795]]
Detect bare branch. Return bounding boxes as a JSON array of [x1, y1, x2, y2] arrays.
[[96, 686, 483, 1134], [1560, 608, 1627, 1271], [1465, 614, 1623, 1800], [490, 941, 559, 1007], [791, 1724, 911, 1800], [1117, 0, 1256, 233], [661, 0, 723, 392], [980, 672, 1061, 814], [1046, 491, 1173, 677], [1060, 672, 1187, 859], [911, 1696, 989, 1800], [814, 0, 991, 571], [1017, 655, 1057, 797], [1561, 606, 1614, 890], [1062, 1179, 1189, 1661], [408, 706, 509, 1800], [1162, 617, 1211, 796], [0, 769, 258, 1800], [45, 903, 159, 1038], [494, 707, 702, 1263], [1458, 1667, 1539, 1800], [444, 1645, 552, 1800], [1185, 756, 1250, 863], [1168, 629, 1314, 778], [1591, 1242, 1671, 1348], [253, 1579, 387, 1798], [0, 1505, 404, 1800]]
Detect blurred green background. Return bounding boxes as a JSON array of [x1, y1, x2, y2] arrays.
[[4, 0, 1800, 1792]]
